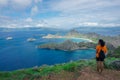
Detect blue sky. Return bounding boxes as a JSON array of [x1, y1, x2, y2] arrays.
[[0, 0, 120, 28]]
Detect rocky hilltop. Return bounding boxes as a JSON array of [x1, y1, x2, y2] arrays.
[[69, 30, 120, 48], [38, 40, 95, 51], [38, 40, 115, 51], [42, 29, 120, 48]]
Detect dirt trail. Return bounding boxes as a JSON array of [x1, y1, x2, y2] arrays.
[[34, 67, 120, 80], [77, 67, 120, 80]]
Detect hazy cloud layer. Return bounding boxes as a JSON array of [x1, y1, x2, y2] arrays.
[[0, 0, 120, 28]]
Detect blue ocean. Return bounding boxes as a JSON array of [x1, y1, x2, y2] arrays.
[[0, 27, 120, 71]]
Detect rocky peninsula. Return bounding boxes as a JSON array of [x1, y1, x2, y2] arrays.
[[41, 29, 120, 48], [38, 40, 92, 51], [38, 29, 119, 56], [38, 40, 114, 51]]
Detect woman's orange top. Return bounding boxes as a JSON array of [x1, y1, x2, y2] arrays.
[[96, 45, 108, 58]]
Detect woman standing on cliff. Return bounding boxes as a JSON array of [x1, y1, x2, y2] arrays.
[[96, 39, 108, 73]]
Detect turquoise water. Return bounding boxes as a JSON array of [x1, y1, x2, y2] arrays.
[[45, 38, 89, 43], [0, 30, 95, 71]]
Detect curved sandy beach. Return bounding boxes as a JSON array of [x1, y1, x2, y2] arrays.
[[42, 34, 93, 42]]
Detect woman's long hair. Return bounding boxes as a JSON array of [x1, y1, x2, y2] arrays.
[[99, 39, 105, 47]]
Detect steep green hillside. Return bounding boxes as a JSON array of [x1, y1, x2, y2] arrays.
[[0, 57, 120, 80]]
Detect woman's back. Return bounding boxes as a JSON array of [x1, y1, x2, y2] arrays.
[[96, 45, 107, 58]]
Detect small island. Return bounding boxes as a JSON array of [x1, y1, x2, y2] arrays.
[[27, 38, 36, 42], [6, 37, 13, 40]]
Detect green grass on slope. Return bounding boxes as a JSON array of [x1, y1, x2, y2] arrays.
[[112, 46, 120, 58], [0, 57, 120, 80]]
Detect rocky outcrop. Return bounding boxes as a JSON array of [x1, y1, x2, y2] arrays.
[[108, 46, 120, 58], [110, 60, 120, 70], [66, 29, 80, 36], [56, 40, 80, 51], [38, 40, 96, 51], [38, 43, 58, 50], [38, 39, 116, 51], [106, 42, 115, 50], [66, 30, 120, 48], [78, 42, 96, 49]]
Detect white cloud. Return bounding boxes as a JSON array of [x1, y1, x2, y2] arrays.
[[41, 0, 120, 28], [36, 23, 45, 27], [34, 0, 42, 3], [99, 23, 120, 27], [24, 24, 31, 27], [0, 0, 8, 7], [83, 22, 98, 26], [25, 17, 33, 22], [0, 16, 120, 28], [0, 0, 32, 10], [31, 5, 39, 15], [0, 0, 120, 29], [50, 0, 120, 13], [77, 22, 120, 27], [11, 0, 32, 9], [9, 23, 17, 28], [43, 17, 77, 28]]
